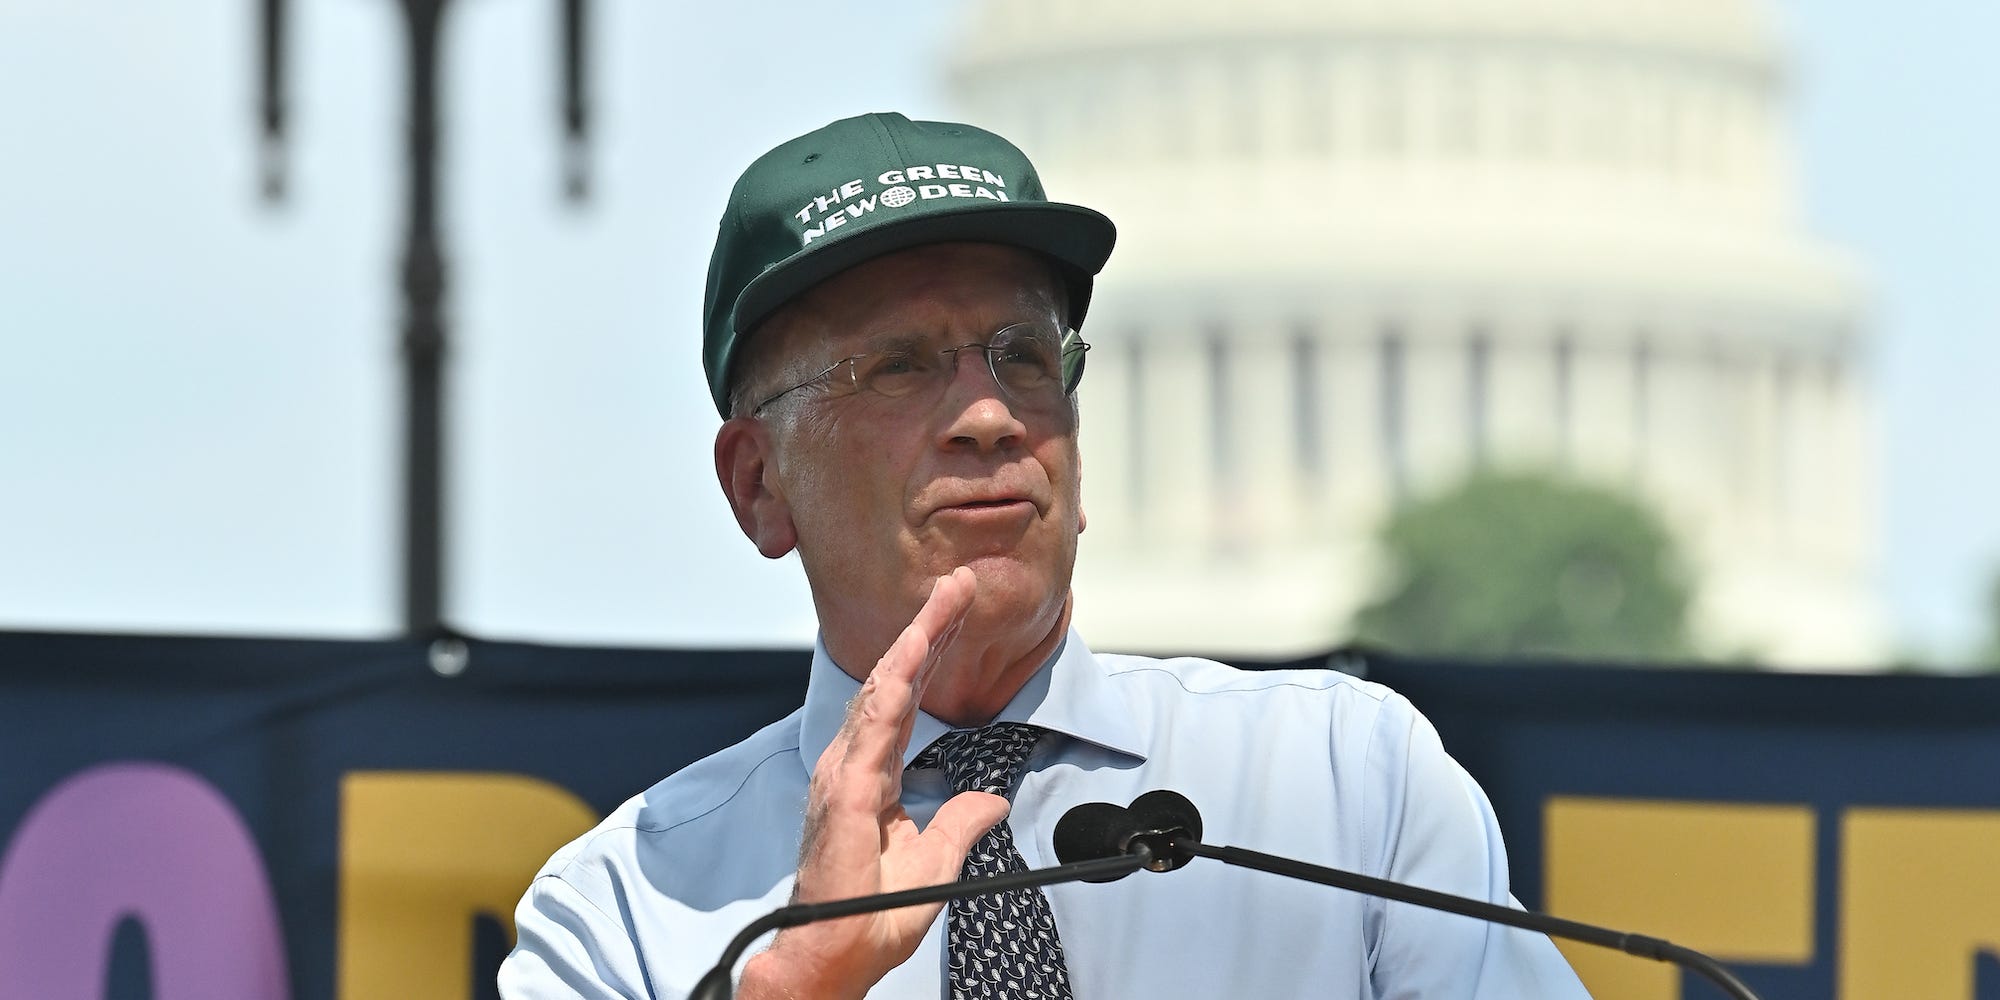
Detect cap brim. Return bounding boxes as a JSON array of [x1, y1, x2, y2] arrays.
[[733, 200, 1117, 342]]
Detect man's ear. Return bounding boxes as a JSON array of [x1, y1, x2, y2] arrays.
[[714, 418, 798, 559], [1076, 450, 1086, 534]]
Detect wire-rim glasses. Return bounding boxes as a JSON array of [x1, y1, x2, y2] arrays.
[[752, 322, 1090, 416]]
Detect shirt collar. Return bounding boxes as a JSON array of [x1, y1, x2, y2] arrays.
[[798, 627, 1148, 777]]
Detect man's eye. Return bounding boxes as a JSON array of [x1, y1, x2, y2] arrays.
[[857, 351, 933, 396], [999, 341, 1058, 373]]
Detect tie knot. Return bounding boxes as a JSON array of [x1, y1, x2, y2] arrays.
[[913, 722, 1044, 796]]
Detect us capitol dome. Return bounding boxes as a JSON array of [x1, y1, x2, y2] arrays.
[[945, 0, 1884, 666]]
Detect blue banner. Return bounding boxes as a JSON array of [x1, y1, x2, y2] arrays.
[[1, 632, 1995, 1000]]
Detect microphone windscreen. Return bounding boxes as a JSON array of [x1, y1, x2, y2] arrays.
[[1052, 801, 1132, 871], [1129, 789, 1202, 842]]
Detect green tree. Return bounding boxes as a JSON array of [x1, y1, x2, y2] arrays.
[[1350, 471, 1693, 661]]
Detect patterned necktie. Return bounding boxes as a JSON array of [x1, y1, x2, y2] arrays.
[[912, 723, 1074, 1000]]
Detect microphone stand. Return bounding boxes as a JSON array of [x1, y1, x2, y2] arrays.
[[1177, 840, 1761, 1000], [689, 851, 1149, 1000]]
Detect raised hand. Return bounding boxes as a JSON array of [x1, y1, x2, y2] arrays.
[[737, 567, 1009, 1000]]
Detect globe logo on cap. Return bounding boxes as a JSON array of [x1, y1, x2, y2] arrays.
[[880, 185, 918, 208]]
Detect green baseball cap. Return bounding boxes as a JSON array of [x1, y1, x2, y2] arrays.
[[701, 112, 1117, 417]]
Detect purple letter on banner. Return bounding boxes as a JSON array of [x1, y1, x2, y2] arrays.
[[0, 762, 289, 1000]]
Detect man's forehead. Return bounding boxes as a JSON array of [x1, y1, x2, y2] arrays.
[[789, 243, 1063, 338]]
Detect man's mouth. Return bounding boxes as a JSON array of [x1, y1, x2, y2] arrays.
[[934, 497, 1037, 521]]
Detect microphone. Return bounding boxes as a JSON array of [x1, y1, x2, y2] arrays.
[[1052, 791, 1200, 875], [1055, 791, 1764, 1000], [1049, 801, 1141, 881], [1127, 788, 1201, 869], [688, 846, 1155, 999]]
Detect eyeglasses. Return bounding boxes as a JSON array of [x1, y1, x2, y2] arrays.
[[752, 321, 1090, 415]]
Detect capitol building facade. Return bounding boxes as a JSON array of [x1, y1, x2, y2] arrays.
[[946, 0, 1884, 665]]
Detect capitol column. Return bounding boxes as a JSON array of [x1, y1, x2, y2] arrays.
[[1143, 319, 1217, 550], [1647, 334, 1715, 542], [1567, 318, 1639, 485], [1485, 308, 1562, 468], [1226, 322, 1303, 544], [1400, 308, 1471, 495], [1742, 344, 1781, 555], [1320, 306, 1387, 535], [1824, 349, 1877, 585], [1077, 326, 1136, 551]]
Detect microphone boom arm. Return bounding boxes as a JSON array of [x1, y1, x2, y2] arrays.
[[689, 851, 1149, 1000], [1180, 840, 1760, 1000]]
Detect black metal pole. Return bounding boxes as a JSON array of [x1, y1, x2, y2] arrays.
[[398, 0, 450, 638], [257, 0, 287, 200], [559, 0, 589, 201], [254, 0, 591, 639]]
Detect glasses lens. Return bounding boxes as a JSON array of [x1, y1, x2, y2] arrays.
[[990, 324, 1065, 397], [1060, 332, 1088, 394], [852, 346, 939, 398]]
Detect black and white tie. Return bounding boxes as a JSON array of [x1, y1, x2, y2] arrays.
[[912, 723, 1073, 1000]]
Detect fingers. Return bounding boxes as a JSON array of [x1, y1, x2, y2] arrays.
[[758, 570, 989, 996], [922, 790, 1010, 869], [837, 569, 976, 777], [887, 566, 977, 689], [802, 568, 978, 870]]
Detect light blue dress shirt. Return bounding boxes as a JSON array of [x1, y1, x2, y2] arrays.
[[500, 631, 1591, 999]]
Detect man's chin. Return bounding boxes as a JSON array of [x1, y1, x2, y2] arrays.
[[951, 556, 1069, 618]]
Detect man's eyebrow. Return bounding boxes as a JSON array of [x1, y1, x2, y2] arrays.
[[852, 316, 1049, 353], [855, 330, 927, 353]]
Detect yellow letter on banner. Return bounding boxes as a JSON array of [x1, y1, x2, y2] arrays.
[[1544, 797, 1816, 999], [1841, 808, 2000, 1000], [339, 772, 599, 1000]]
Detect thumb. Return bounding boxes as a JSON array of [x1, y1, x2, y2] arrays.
[[923, 790, 1011, 868]]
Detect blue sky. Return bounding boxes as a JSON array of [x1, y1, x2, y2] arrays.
[[1776, 0, 2000, 662], [1, 0, 1994, 664]]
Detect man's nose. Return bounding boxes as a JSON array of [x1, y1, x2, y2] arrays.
[[936, 347, 1026, 451]]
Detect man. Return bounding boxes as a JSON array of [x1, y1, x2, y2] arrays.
[[500, 112, 1590, 999]]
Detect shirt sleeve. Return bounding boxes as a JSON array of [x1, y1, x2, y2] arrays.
[[500, 873, 653, 1000], [1364, 693, 1593, 1000]]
